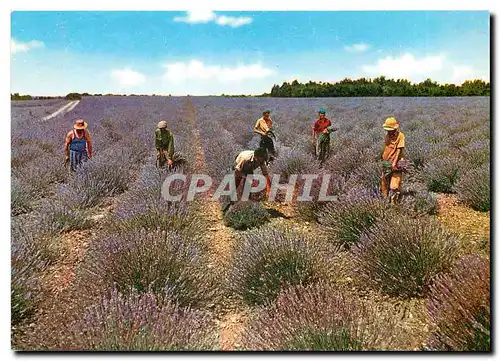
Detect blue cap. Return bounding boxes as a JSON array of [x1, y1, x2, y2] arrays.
[[318, 108, 326, 114]]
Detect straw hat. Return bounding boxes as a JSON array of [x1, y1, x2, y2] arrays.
[[74, 119, 88, 130], [383, 117, 399, 131], [157, 121, 168, 129]]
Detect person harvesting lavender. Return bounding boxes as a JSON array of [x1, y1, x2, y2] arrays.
[[254, 109, 276, 161], [64, 119, 93, 172], [312, 108, 337, 164], [381, 116, 406, 204], [155, 120, 175, 168], [223, 147, 272, 213]]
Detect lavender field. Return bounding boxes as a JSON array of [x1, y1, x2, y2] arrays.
[[11, 96, 490, 351]]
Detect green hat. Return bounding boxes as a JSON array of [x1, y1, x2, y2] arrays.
[[318, 108, 326, 114], [263, 109, 271, 115]]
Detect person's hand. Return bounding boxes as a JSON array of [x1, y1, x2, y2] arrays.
[[88, 153, 93, 159], [322, 129, 329, 134], [168, 159, 173, 166], [64, 156, 69, 166], [391, 163, 398, 171]]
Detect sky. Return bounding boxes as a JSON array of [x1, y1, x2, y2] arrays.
[[10, 11, 490, 96]]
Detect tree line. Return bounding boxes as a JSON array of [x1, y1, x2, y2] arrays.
[[264, 77, 490, 97], [11, 77, 491, 100]]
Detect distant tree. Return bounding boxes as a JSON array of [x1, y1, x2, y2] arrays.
[[11, 93, 33, 101], [65, 93, 82, 100]]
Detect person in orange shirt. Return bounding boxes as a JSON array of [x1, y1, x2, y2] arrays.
[[253, 110, 276, 161], [381, 116, 405, 203]]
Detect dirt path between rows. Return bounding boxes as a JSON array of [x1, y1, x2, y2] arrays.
[[436, 194, 490, 256], [41, 100, 80, 121], [182, 98, 248, 350]]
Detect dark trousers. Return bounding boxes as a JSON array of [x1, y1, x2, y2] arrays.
[[259, 135, 275, 157], [69, 150, 88, 172]]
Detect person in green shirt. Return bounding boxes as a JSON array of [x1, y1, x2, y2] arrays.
[[155, 120, 175, 168]]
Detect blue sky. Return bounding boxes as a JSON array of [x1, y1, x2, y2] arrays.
[[11, 11, 490, 95]]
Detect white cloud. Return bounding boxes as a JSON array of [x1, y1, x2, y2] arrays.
[[215, 15, 253, 28], [361, 53, 445, 82], [111, 68, 146, 86], [344, 43, 370, 53], [163, 60, 273, 84], [173, 10, 216, 24], [452, 65, 474, 83], [360, 53, 489, 84], [11, 39, 44, 54], [174, 11, 252, 27], [452, 65, 490, 84]]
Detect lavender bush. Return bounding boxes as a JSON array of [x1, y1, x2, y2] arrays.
[[11, 176, 36, 216], [50, 288, 217, 350], [11, 227, 48, 326], [354, 217, 460, 298], [405, 190, 439, 215], [347, 161, 383, 194], [11, 218, 63, 265], [32, 199, 94, 235], [241, 283, 401, 350], [296, 172, 347, 222], [422, 156, 462, 193], [13, 154, 69, 196], [79, 229, 217, 309], [63, 156, 130, 208], [404, 129, 446, 169], [426, 255, 490, 351], [229, 226, 347, 306], [272, 145, 319, 181], [455, 163, 490, 212], [317, 190, 390, 249], [113, 165, 202, 237], [223, 201, 270, 230], [460, 139, 490, 167]]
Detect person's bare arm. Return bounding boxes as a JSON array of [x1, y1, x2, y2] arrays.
[[260, 163, 272, 196], [265, 175, 271, 196], [64, 132, 72, 160], [85, 131, 93, 158], [312, 122, 318, 144]]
